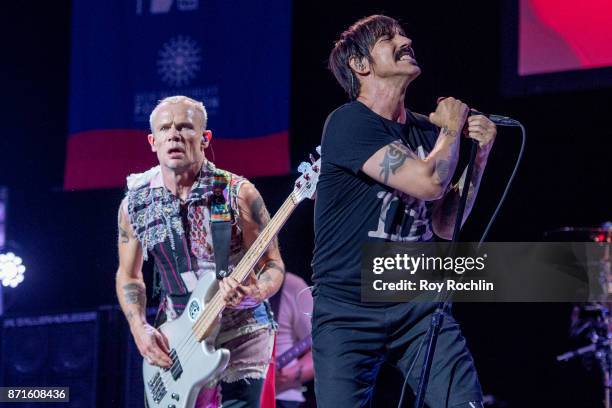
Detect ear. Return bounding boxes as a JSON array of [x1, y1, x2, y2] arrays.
[[147, 133, 157, 152], [349, 56, 369, 75], [201, 130, 212, 150]]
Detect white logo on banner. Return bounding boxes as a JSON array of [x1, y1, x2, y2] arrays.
[[157, 35, 201, 87]]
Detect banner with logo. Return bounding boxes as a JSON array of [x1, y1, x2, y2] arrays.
[[65, 0, 291, 190]]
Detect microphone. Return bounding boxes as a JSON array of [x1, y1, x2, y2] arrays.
[[469, 109, 521, 127]]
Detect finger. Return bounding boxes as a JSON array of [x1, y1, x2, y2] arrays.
[[148, 348, 170, 367], [156, 331, 171, 354], [223, 277, 240, 290], [236, 284, 251, 297], [219, 279, 229, 295], [468, 125, 486, 132], [468, 114, 487, 123]]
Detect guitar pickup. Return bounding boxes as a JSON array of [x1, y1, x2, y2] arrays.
[[169, 349, 183, 380]]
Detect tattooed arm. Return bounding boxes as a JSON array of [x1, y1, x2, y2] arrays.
[[362, 97, 469, 200], [115, 198, 171, 368], [432, 115, 496, 239], [218, 182, 285, 306]]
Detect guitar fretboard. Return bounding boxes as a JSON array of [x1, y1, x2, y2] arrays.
[[276, 335, 312, 369]]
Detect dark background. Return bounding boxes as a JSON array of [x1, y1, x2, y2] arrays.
[[0, 1, 610, 407]]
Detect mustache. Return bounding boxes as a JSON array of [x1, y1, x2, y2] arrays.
[[395, 46, 415, 61]]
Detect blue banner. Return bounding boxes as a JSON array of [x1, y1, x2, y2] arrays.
[[65, 0, 291, 189]]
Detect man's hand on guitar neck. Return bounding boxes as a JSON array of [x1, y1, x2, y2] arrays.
[[219, 271, 265, 307]]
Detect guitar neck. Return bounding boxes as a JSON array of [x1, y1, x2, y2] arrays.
[[193, 192, 298, 341], [276, 335, 313, 369]]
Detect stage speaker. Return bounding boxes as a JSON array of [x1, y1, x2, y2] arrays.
[[0, 312, 99, 408]]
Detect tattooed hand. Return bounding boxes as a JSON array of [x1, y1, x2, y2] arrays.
[[429, 97, 469, 133]]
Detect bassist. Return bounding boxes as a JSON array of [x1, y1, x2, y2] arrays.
[[115, 95, 285, 407]]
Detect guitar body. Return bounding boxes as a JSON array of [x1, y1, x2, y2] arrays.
[[143, 272, 230, 408]]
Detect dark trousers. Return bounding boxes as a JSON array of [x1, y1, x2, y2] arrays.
[[276, 400, 303, 408], [220, 378, 265, 408], [312, 295, 483, 408]]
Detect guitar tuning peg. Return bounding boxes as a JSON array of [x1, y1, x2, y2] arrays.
[[309, 154, 316, 164], [316, 146, 321, 155], [297, 162, 311, 174]]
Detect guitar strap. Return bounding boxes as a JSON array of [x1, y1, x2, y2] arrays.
[[211, 221, 231, 280], [210, 170, 234, 280]]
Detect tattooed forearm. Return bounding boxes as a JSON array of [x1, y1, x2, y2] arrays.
[[434, 159, 451, 186], [125, 310, 134, 321], [432, 126, 460, 188], [262, 260, 285, 276], [435, 159, 485, 233], [122, 282, 146, 306], [379, 141, 415, 184]]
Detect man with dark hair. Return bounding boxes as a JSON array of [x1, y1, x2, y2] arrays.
[[312, 15, 496, 407]]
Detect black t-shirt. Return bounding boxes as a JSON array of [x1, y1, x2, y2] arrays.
[[312, 101, 439, 303]]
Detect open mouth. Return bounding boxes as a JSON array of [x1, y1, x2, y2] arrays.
[[396, 47, 416, 63], [167, 147, 185, 156]]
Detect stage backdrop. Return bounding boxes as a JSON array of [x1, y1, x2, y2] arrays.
[[65, 0, 291, 190]]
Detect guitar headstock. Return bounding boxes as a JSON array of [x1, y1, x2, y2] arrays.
[[293, 146, 321, 203]]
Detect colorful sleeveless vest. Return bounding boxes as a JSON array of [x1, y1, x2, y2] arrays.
[[125, 161, 243, 315]]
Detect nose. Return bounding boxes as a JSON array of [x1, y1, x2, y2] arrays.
[[168, 125, 181, 141], [397, 36, 412, 48]]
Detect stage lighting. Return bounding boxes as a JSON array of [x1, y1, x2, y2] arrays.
[[0, 252, 26, 288]]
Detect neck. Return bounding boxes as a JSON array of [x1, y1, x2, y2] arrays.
[[160, 159, 205, 200], [357, 78, 411, 123]]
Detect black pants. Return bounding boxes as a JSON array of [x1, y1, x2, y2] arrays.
[[312, 295, 483, 408], [220, 378, 264, 408]]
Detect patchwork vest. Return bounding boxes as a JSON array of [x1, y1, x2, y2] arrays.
[[126, 161, 244, 315]]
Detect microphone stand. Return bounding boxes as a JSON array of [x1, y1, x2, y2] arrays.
[[412, 139, 479, 408]]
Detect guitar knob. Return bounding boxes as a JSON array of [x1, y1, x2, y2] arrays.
[[168, 405, 176, 408], [171, 393, 180, 401], [312, 165, 319, 172], [295, 181, 302, 188], [303, 173, 310, 180]]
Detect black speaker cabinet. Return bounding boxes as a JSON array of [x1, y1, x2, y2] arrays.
[[0, 311, 99, 408]]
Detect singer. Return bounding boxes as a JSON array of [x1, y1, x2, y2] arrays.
[[311, 15, 496, 408]]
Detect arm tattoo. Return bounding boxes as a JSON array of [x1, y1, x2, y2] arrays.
[[379, 141, 415, 184], [433, 127, 459, 187], [125, 310, 134, 321], [440, 126, 457, 138], [119, 225, 130, 244], [434, 159, 451, 186], [250, 195, 279, 249], [263, 260, 285, 276], [122, 283, 146, 306], [117, 208, 133, 244], [250, 196, 270, 231], [437, 160, 484, 230]]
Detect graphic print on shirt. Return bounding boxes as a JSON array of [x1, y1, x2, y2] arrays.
[[367, 144, 432, 241]]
